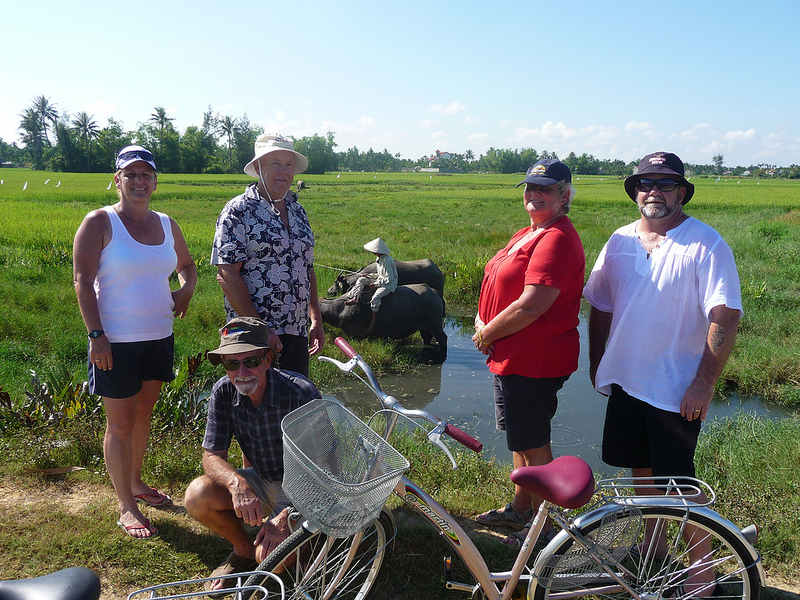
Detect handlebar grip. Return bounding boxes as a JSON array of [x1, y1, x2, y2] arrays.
[[334, 337, 359, 359], [444, 424, 483, 453]]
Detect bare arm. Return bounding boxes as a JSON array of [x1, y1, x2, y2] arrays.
[[216, 263, 283, 351], [472, 284, 560, 354], [588, 306, 613, 390], [201, 448, 264, 527], [307, 266, 325, 356], [73, 211, 113, 370], [169, 218, 197, 318], [680, 305, 741, 421]]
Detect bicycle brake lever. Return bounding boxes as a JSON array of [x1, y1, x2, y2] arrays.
[[429, 425, 457, 469], [317, 355, 359, 372]]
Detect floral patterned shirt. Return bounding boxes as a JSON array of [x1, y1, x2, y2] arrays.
[[211, 183, 315, 336]]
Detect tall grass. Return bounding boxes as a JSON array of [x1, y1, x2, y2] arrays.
[[0, 169, 799, 408]]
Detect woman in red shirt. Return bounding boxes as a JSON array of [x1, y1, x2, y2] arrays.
[[473, 159, 585, 546]]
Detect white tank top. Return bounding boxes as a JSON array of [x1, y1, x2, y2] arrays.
[[94, 206, 177, 342]]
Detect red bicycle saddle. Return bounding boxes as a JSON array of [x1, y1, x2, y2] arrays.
[[510, 455, 595, 509]]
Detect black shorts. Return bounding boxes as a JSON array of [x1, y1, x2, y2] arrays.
[[602, 384, 701, 478], [274, 334, 309, 376], [493, 373, 567, 452], [88, 335, 175, 399]]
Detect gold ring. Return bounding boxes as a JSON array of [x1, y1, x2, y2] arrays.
[[693, 408, 701, 412]]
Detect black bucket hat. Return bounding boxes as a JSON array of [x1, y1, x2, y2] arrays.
[[624, 151, 694, 205]]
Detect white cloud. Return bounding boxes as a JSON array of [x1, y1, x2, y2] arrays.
[[723, 128, 756, 141], [419, 119, 439, 129], [467, 132, 489, 146], [429, 102, 467, 116], [464, 115, 477, 124]]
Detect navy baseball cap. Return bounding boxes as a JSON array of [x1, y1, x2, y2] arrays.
[[516, 159, 572, 188]]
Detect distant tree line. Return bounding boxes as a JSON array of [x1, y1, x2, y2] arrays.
[[3, 95, 800, 179]]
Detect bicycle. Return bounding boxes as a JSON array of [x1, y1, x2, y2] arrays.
[[242, 337, 764, 600]]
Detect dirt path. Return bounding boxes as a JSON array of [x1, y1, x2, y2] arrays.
[[1, 478, 797, 598]]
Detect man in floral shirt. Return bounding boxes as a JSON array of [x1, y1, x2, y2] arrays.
[[211, 135, 324, 375]]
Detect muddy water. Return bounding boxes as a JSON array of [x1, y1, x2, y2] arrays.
[[326, 316, 790, 476]]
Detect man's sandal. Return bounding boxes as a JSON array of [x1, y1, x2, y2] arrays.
[[204, 552, 258, 595], [475, 502, 534, 530], [502, 523, 555, 549]]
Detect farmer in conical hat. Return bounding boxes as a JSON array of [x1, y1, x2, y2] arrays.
[[344, 237, 399, 334]]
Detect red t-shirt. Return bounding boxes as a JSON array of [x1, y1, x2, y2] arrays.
[[478, 217, 585, 378]]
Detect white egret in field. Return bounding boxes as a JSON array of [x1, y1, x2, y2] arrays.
[[1, 180, 3, 184], [44, 179, 50, 185], [56, 181, 61, 187], [107, 181, 113, 190], [23, 181, 28, 190], [716, 177, 720, 182], [337, 173, 341, 178]]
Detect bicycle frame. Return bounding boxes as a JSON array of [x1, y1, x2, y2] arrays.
[[315, 339, 764, 600]]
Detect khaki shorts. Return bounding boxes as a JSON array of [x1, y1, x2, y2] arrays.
[[237, 468, 290, 519]]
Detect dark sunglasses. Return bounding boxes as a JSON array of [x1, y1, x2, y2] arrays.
[[221, 355, 266, 371], [635, 178, 680, 193], [116, 149, 155, 166]]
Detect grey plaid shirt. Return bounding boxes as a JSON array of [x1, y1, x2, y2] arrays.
[[203, 368, 321, 481]]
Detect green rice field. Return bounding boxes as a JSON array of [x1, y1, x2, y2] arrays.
[[0, 167, 798, 405]]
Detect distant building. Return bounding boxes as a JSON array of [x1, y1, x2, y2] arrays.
[[428, 150, 451, 167]]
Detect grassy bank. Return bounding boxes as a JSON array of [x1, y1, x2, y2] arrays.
[[0, 414, 797, 597], [1, 169, 799, 406]]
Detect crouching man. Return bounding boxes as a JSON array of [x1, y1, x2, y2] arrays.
[[185, 316, 321, 594]]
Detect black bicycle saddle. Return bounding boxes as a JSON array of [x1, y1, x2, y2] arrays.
[[0, 567, 100, 600]]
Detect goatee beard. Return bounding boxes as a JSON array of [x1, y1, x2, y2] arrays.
[[233, 378, 259, 397]]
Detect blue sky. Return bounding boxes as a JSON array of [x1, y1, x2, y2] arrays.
[[3, 0, 799, 167]]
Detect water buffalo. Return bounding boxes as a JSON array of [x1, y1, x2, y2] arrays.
[[320, 283, 447, 355], [327, 259, 444, 299]]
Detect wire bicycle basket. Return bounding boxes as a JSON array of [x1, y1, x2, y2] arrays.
[[281, 399, 409, 538]]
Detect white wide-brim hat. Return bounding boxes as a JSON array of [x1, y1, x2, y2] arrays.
[[363, 237, 391, 255], [244, 134, 308, 178]]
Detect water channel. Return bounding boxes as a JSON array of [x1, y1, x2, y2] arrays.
[[326, 316, 791, 477]]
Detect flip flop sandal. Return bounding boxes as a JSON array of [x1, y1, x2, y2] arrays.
[[204, 552, 259, 595], [475, 502, 534, 529], [117, 518, 158, 540], [135, 487, 172, 507]]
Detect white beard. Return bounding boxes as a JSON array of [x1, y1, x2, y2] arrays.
[[233, 377, 259, 397]]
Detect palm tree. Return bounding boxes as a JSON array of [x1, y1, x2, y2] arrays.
[[71, 112, 100, 172], [465, 149, 475, 162], [32, 95, 58, 145], [149, 106, 174, 153], [18, 107, 46, 168], [216, 115, 238, 171]]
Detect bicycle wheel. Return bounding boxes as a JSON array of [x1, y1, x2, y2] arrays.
[[243, 509, 394, 600], [531, 505, 761, 600]]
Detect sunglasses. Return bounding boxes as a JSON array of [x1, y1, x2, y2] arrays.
[[221, 355, 266, 371], [635, 178, 680, 193], [116, 149, 155, 166]]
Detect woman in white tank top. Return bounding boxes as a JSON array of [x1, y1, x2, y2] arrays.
[[73, 146, 197, 539]]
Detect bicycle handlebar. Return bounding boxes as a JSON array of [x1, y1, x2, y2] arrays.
[[330, 337, 483, 453]]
